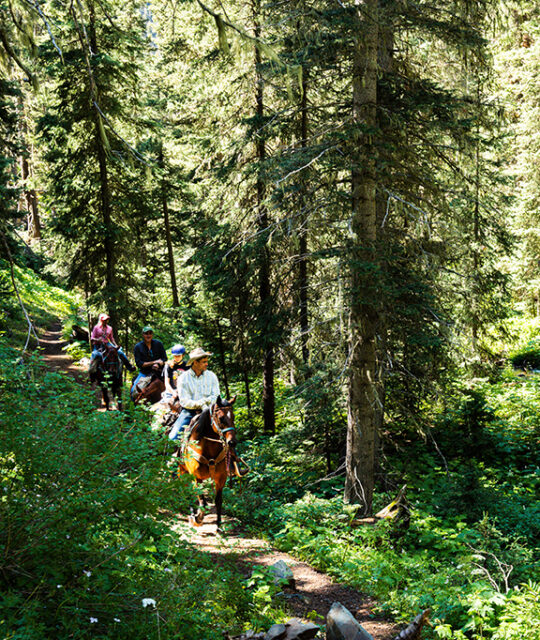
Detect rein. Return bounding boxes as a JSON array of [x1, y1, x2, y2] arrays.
[[185, 404, 235, 477]]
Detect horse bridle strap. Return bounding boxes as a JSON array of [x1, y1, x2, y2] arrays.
[[210, 406, 235, 440], [185, 442, 228, 470]]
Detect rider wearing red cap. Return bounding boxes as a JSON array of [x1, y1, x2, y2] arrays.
[[90, 313, 134, 372]]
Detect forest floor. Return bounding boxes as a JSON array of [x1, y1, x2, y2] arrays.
[[38, 321, 400, 640]]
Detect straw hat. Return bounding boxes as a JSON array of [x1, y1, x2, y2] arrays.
[[187, 347, 213, 366]]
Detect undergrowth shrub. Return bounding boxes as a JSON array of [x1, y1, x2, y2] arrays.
[[227, 372, 539, 640], [508, 341, 540, 369], [0, 340, 287, 639]]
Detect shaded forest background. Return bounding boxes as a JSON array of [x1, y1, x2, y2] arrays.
[[0, 1, 539, 639]]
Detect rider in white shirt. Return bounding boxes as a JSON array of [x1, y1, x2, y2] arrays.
[[168, 348, 220, 441]]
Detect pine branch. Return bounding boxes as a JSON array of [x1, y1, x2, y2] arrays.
[[22, 0, 63, 60], [0, 24, 36, 85]]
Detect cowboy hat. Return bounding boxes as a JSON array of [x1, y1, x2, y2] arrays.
[[187, 347, 213, 366]]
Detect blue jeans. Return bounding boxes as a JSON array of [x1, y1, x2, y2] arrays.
[[169, 409, 197, 441], [92, 345, 131, 368]]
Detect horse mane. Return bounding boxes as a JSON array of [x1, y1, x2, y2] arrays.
[[191, 407, 212, 439]]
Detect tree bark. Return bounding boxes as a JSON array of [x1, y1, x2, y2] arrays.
[[253, 0, 275, 434], [17, 95, 41, 242], [344, 0, 379, 513], [215, 318, 230, 398], [158, 145, 180, 307], [88, 2, 116, 324], [298, 67, 309, 366]]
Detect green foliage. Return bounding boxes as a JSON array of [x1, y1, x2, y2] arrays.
[[508, 339, 540, 369], [492, 582, 540, 640], [225, 354, 538, 640], [64, 339, 91, 362], [0, 259, 80, 346], [0, 338, 288, 638]]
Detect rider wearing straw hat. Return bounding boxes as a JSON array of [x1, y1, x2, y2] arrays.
[[168, 347, 219, 441]]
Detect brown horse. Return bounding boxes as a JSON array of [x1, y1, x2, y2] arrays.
[[132, 374, 165, 405], [178, 396, 243, 531], [90, 345, 123, 410]]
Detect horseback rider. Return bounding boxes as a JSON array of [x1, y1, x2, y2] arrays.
[[163, 344, 189, 398], [131, 325, 168, 394], [90, 313, 134, 372], [168, 347, 219, 442]]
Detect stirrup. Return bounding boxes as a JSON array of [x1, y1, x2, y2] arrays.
[[232, 458, 249, 477]]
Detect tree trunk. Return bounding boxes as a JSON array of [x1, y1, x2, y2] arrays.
[[17, 95, 41, 242], [158, 145, 180, 307], [298, 67, 309, 366], [215, 318, 230, 398], [238, 303, 252, 415], [344, 0, 379, 513], [89, 3, 116, 324], [254, 0, 275, 434], [472, 77, 481, 353]]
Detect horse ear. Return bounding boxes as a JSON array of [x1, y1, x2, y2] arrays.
[[229, 395, 237, 405], [217, 395, 223, 407]]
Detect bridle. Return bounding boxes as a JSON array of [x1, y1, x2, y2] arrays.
[[185, 403, 236, 476]]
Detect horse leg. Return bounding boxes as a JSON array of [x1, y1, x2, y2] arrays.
[[115, 383, 123, 411], [188, 481, 206, 527], [215, 482, 224, 531], [102, 386, 110, 410]]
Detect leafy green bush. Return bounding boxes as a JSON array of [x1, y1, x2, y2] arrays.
[[509, 340, 540, 369], [226, 368, 539, 640], [492, 581, 540, 640], [0, 340, 288, 638], [64, 339, 91, 362]]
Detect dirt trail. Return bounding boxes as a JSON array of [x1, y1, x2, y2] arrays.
[[38, 321, 89, 383], [39, 320, 400, 639], [172, 510, 399, 639]]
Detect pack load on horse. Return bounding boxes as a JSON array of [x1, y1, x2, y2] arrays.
[[89, 342, 125, 411], [131, 325, 166, 405], [176, 396, 249, 530]]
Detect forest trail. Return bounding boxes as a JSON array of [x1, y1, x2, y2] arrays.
[[38, 321, 88, 383], [171, 510, 399, 640], [39, 320, 400, 640]]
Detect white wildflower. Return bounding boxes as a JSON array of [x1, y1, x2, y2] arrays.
[[142, 598, 156, 608], [164, 567, 172, 573], [83, 571, 92, 577], [114, 618, 121, 623], [90, 617, 98, 623], [57, 585, 62, 589]]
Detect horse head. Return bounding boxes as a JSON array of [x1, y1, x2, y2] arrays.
[[212, 395, 237, 448]]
